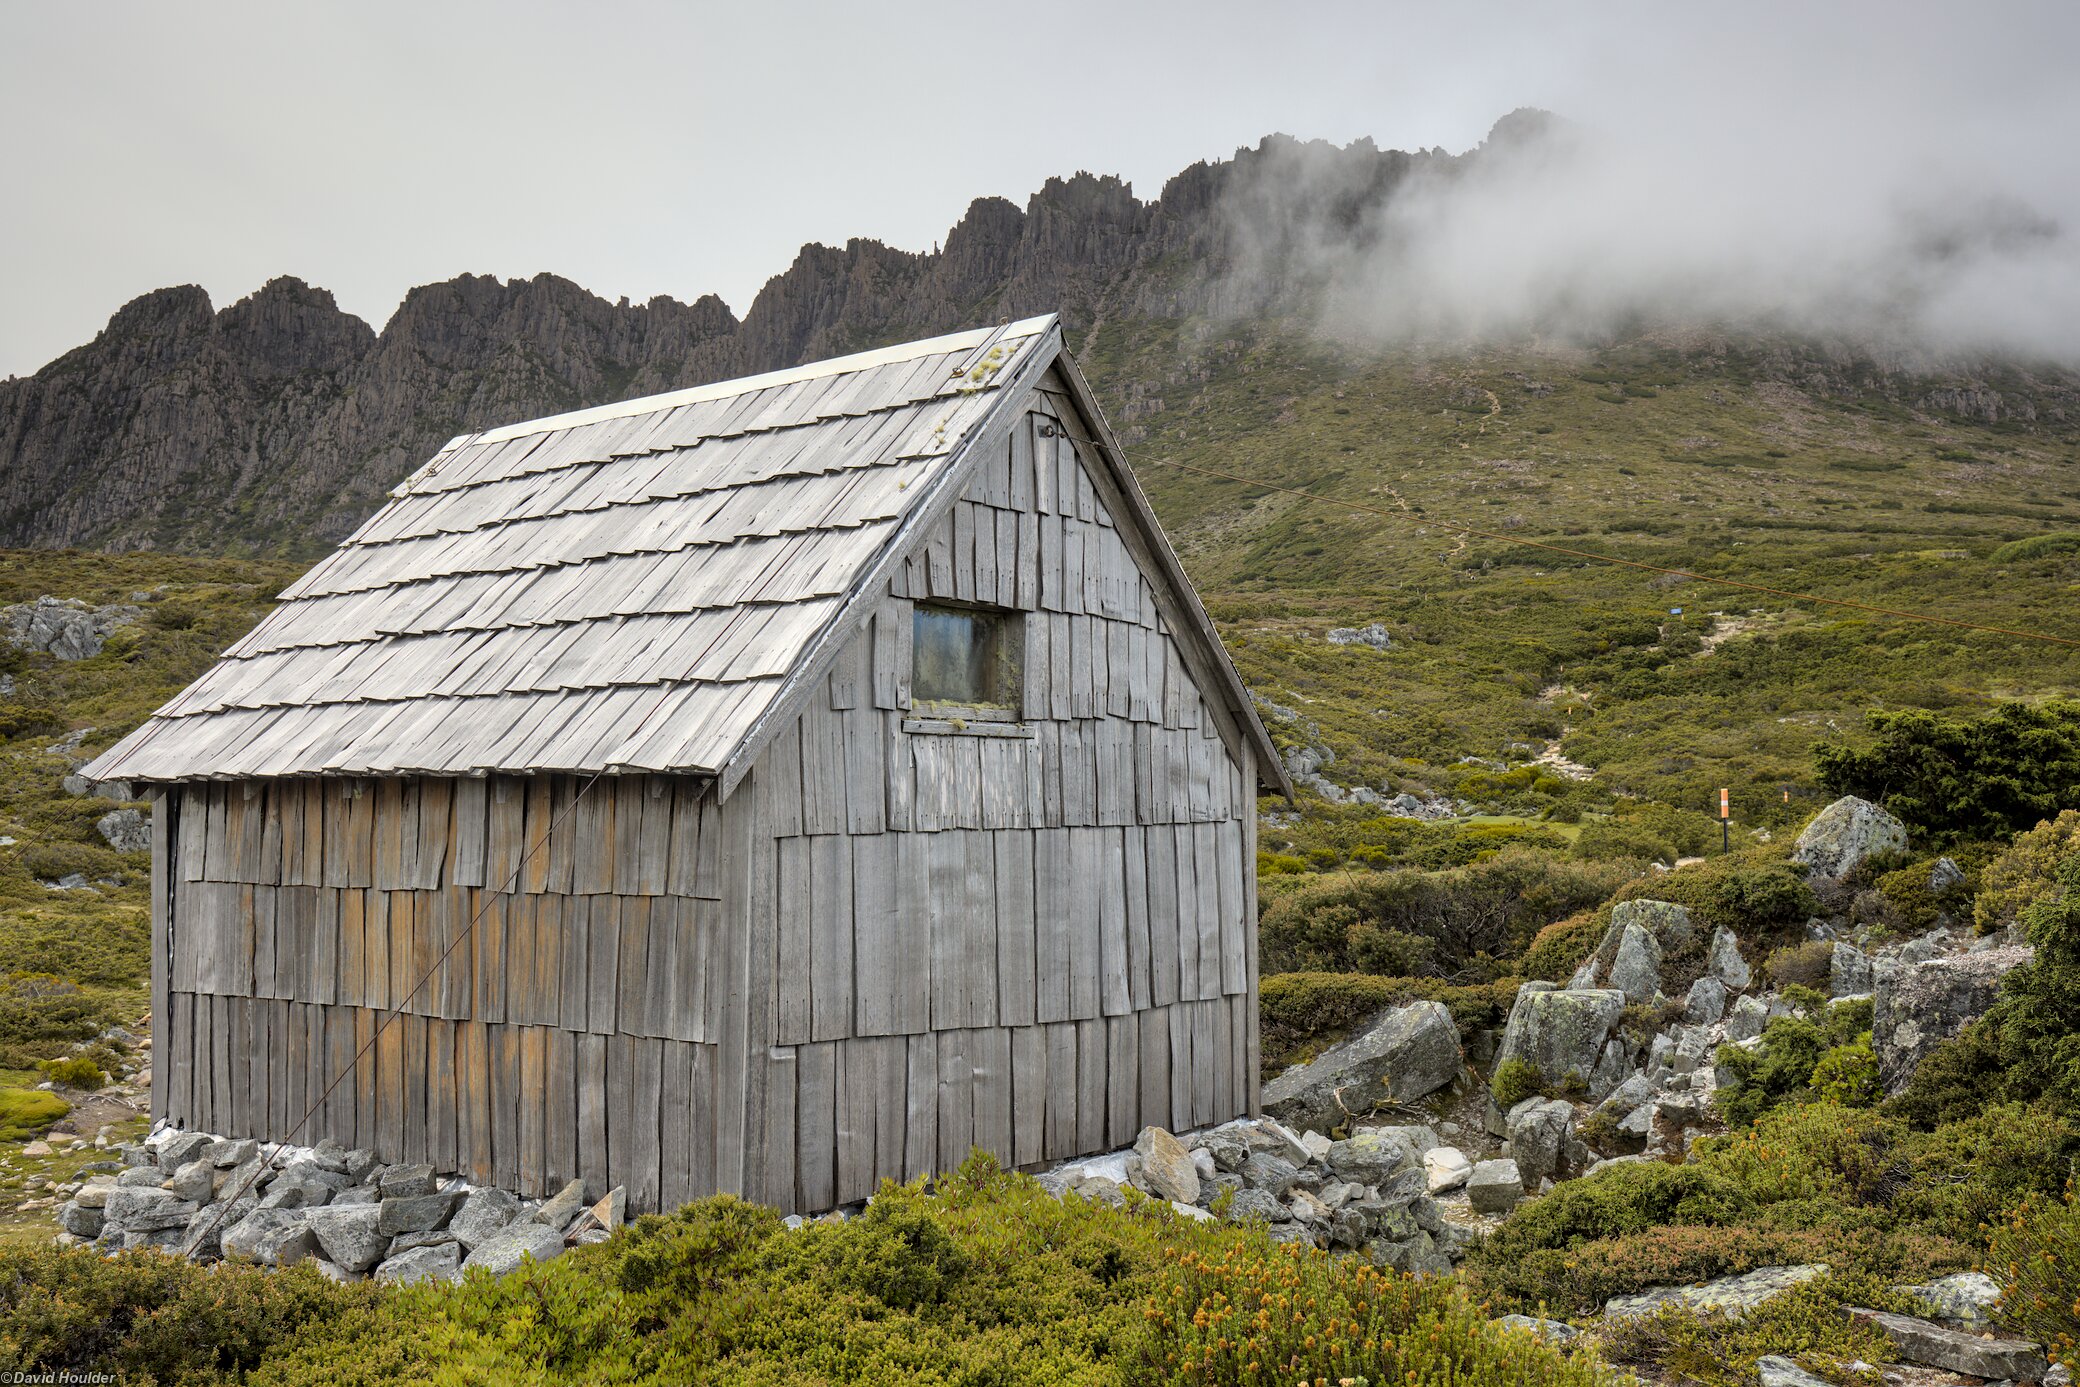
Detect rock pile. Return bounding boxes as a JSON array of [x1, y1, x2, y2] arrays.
[[1042, 1115, 1488, 1273], [57, 1127, 621, 1284]]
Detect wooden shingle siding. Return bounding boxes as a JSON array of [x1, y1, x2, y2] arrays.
[[154, 372, 1266, 1218]]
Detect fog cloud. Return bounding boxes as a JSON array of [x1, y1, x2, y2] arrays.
[[1221, 28, 2080, 362]]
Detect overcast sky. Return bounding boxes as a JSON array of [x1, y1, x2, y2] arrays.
[[3, 0, 2076, 377]]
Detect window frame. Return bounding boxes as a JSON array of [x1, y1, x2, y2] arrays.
[[910, 600, 1024, 724]]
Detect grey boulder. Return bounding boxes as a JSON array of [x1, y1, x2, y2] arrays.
[[1707, 926, 1752, 990], [1756, 1355, 1831, 1387], [1900, 1270, 2001, 1327], [1133, 1128, 1201, 1206], [1874, 945, 2030, 1093], [1844, 1306, 2048, 1381], [1684, 975, 1728, 1024], [376, 1241, 464, 1285], [96, 808, 151, 853], [462, 1220, 566, 1276], [1830, 943, 1874, 997], [1261, 1000, 1462, 1133], [305, 1204, 390, 1273], [221, 1208, 316, 1266], [447, 1187, 522, 1250], [1324, 1130, 1418, 1185], [1465, 1159, 1523, 1214], [378, 1189, 460, 1236], [1605, 923, 1662, 1003], [1505, 1098, 1575, 1183], [1495, 984, 1626, 1090], [1792, 796, 1908, 882]]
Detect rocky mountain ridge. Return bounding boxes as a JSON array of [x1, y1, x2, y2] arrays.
[[11, 114, 2076, 560]]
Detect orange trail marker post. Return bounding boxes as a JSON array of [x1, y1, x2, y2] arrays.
[[1720, 788, 1731, 854]]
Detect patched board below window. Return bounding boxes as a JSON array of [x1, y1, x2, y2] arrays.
[[912, 603, 1022, 720]]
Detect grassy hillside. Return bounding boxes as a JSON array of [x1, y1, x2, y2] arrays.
[[1078, 320, 2080, 852]]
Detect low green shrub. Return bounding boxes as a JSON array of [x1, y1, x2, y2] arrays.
[[1714, 1006, 1871, 1128], [1975, 809, 2080, 932], [1257, 846, 1626, 976], [1518, 907, 1607, 982], [0, 1241, 377, 1380], [38, 1055, 105, 1090], [1491, 1057, 1544, 1109], [1603, 848, 1817, 946], [1989, 1186, 2080, 1361], [1893, 858, 2080, 1124], [1763, 940, 1833, 991], [0, 1156, 1634, 1383], [1816, 701, 2080, 844], [1572, 820, 1676, 863], [1141, 1241, 1618, 1386]]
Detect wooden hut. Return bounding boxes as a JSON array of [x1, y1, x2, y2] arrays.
[[85, 314, 1290, 1215]]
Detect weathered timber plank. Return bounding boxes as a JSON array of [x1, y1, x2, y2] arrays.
[[808, 835, 853, 1043], [775, 837, 811, 1045], [587, 895, 620, 1034], [1032, 830, 1071, 1024], [1098, 830, 1130, 1017], [796, 1041, 836, 1211], [971, 1027, 1013, 1167], [994, 831, 1036, 1029]]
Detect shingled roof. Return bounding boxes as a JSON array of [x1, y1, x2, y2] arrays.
[[88, 315, 1286, 792]]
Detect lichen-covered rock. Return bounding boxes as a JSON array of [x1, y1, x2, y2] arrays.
[[1831, 942, 1874, 997], [1225, 1189, 1291, 1223], [376, 1163, 437, 1199], [531, 1178, 588, 1231], [1900, 1270, 2001, 1327], [1324, 1130, 1418, 1186], [1603, 1264, 1826, 1319], [1261, 1001, 1461, 1132], [378, 1189, 460, 1236], [1496, 984, 1626, 1089], [1505, 1098, 1575, 1183], [1465, 1159, 1523, 1214], [157, 1131, 214, 1169], [1606, 924, 1662, 1003], [160, 1158, 214, 1203], [1724, 994, 1770, 1042], [0, 596, 139, 661], [1756, 1355, 1831, 1387], [1707, 927, 1752, 990], [1793, 796, 1908, 882], [220, 1208, 316, 1266], [447, 1187, 521, 1251], [1875, 946, 2031, 1093], [1684, 975, 1727, 1024], [103, 1187, 198, 1232], [1240, 1152, 1299, 1197], [96, 808, 151, 853]]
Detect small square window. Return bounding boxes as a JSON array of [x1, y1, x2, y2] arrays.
[[912, 603, 1022, 720]]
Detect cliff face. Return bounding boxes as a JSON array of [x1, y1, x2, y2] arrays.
[[5, 125, 2075, 557], [0, 141, 1308, 556]]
